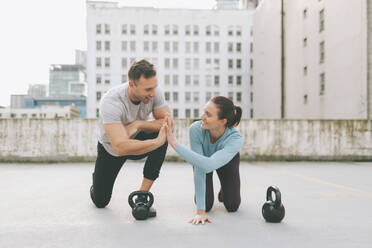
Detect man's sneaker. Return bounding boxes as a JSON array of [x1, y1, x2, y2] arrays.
[[135, 195, 156, 218]]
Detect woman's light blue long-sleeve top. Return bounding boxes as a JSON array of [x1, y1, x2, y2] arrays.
[[175, 120, 244, 210]]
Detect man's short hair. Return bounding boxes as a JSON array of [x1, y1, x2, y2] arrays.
[[128, 59, 156, 83]]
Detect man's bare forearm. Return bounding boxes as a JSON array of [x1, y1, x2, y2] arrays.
[[115, 138, 162, 156], [137, 119, 164, 132]]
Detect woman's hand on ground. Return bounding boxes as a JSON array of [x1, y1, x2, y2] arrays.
[[188, 214, 212, 225]]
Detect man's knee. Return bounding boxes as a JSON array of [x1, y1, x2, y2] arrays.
[[90, 186, 111, 208], [224, 201, 240, 212]]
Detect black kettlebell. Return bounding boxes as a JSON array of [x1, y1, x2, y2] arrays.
[[262, 186, 285, 223], [128, 190, 154, 220]]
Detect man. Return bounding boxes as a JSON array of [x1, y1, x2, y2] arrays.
[[90, 59, 171, 218]]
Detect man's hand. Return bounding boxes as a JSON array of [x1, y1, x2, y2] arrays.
[[188, 213, 212, 225], [154, 122, 167, 146]]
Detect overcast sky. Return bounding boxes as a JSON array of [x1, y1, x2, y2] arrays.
[[0, 0, 215, 107]]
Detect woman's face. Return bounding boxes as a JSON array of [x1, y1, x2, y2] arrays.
[[200, 101, 226, 130]]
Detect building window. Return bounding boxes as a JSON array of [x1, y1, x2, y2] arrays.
[[304, 66, 308, 76], [214, 59, 219, 69], [121, 74, 127, 83], [96, 24, 101, 34], [152, 25, 158, 35], [164, 41, 170, 52], [173, 92, 179, 102], [228, 42, 233, 53], [228, 75, 233, 86], [164, 25, 170, 35], [236, 92, 242, 102], [173, 109, 178, 118], [320, 9, 325, 32], [193, 42, 199, 53], [173, 25, 178, 35], [214, 91, 220, 96], [214, 25, 220, 36], [144, 41, 149, 52], [304, 94, 308, 104], [185, 92, 191, 102], [164, 58, 170, 69], [303, 8, 308, 19], [193, 58, 199, 69], [104, 41, 110, 51], [122, 41, 127, 51], [214, 75, 219, 86], [206, 75, 212, 87], [173, 75, 179, 86], [185, 58, 191, 70], [236, 27, 242, 36], [173, 58, 178, 69], [130, 41, 136, 52], [185, 42, 191, 53], [250, 92, 253, 103], [193, 109, 199, 118], [121, 24, 127, 34], [152, 41, 158, 52], [193, 25, 199, 35], [250, 75, 253, 85], [250, 42, 253, 52], [105, 78, 110, 84], [96, 91, 101, 101], [206, 42, 211, 53], [104, 58, 110, 68], [96, 74, 102, 84], [320, 41, 325, 63], [193, 92, 199, 103], [164, 92, 170, 101], [228, 92, 233, 101], [96, 41, 101, 51], [320, 73, 325, 95], [96, 108, 99, 118], [165, 75, 170, 85], [206, 25, 211, 36], [228, 59, 233, 69], [250, 109, 253, 118], [11, 113, 16, 118], [193, 75, 199, 86], [96, 57, 102, 68], [206, 92, 212, 102], [185, 109, 191, 118], [236, 75, 242, 85], [303, 37, 307, 47], [250, 59, 253, 69], [130, 24, 136, 35], [144, 24, 149, 35], [185, 75, 191, 86], [104, 24, 110, 34], [122, 58, 127, 68], [185, 25, 191, 35], [236, 43, 241, 52], [228, 26, 233, 36], [236, 59, 242, 69], [173, 41, 178, 53], [214, 42, 219, 53]]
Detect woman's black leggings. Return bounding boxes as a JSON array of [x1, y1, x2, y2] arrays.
[[90, 131, 168, 208], [205, 153, 241, 212]]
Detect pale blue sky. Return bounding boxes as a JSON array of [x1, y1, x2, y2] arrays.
[[0, 0, 215, 107]]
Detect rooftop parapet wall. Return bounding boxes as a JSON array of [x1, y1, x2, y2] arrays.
[[0, 119, 372, 162]]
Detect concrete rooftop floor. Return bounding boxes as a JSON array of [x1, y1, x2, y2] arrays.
[[0, 161, 371, 248]]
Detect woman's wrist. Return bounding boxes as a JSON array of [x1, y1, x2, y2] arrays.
[[197, 210, 206, 215]]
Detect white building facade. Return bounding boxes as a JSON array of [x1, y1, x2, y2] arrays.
[[86, 1, 254, 119], [253, 0, 369, 119]]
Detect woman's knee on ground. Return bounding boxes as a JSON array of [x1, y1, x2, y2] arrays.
[[90, 186, 112, 208], [223, 200, 240, 212]]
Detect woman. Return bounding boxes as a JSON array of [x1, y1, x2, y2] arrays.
[[166, 96, 244, 225]]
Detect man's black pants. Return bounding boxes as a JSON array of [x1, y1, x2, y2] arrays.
[[90, 131, 168, 208]]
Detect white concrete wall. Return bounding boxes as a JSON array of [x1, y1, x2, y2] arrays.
[[1, 119, 372, 162]]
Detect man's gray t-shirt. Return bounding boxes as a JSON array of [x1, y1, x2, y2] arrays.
[[98, 82, 166, 156]]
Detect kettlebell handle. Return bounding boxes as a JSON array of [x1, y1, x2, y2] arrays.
[[128, 190, 154, 208], [266, 186, 282, 207]]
